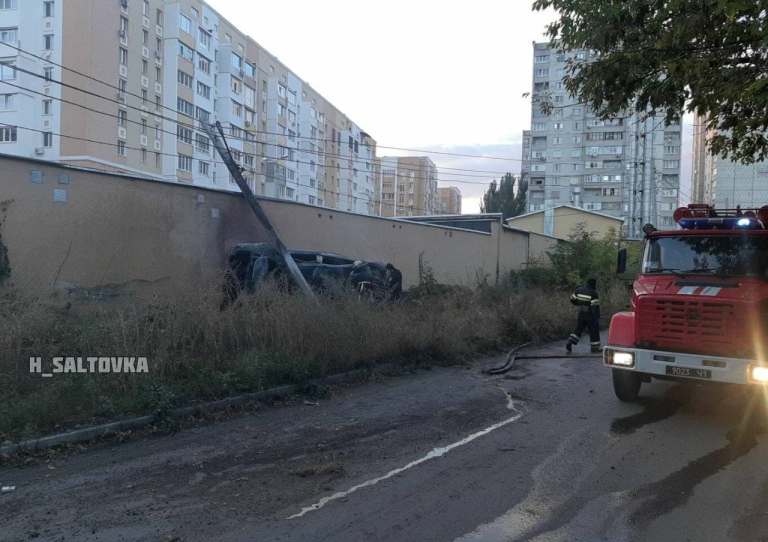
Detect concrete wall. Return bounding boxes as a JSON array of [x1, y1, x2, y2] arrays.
[[506, 212, 546, 237], [552, 207, 621, 240], [507, 207, 622, 241], [0, 155, 545, 298]]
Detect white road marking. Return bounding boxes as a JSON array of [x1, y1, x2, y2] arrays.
[[287, 390, 525, 520], [455, 427, 611, 541]]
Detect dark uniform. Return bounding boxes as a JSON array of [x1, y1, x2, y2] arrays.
[[566, 278, 601, 353], [385, 263, 402, 301]]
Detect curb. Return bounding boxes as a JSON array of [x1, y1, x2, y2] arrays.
[[0, 362, 396, 456]]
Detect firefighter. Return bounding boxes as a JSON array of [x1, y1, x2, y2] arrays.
[[566, 278, 601, 353]]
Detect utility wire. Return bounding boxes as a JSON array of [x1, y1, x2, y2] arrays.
[[0, 79, 518, 187], [0, 41, 528, 166], [3, 122, 436, 214], [5, 123, 633, 224], [3, 59, 519, 181]]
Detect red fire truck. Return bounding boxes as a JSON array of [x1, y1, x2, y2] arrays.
[[605, 204, 768, 401]]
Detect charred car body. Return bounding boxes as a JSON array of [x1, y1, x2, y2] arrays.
[[224, 243, 402, 301]]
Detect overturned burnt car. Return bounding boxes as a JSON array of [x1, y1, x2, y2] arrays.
[[224, 243, 402, 301]]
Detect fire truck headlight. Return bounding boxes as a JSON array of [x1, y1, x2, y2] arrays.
[[612, 351, 635, 367], [738, 217, 751, 227], [750, 366, 768, 383]]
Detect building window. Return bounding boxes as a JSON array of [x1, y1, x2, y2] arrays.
[[199, 161, 209, 176], [231, 53, 242, 71], [117, 140, 126, 156], [0, 93, 12, 109], [0, 0, 17, 10], [142, 59, 148, 75], [0, 62, 14, 81], [117, 109, 127, 127], [663, 160, 680, 169], [42, 98, 52, 114], [156, 9, 163, 26], [178, 154, 193, 172], [198, 28, 210, 50], [43, 131, 52, 147], [119, 47, 128, 65], [178, 41, 194, 61], [198, 54, 210, 74], [195, 106, 209, 122], [141, 118, 147, 135], [142, 29, 148, 46], [0, 27, 17, 43], [196, 81, 210, 99], [0, 125, 16, 142], [196, 133, 209, 153], [142, 0, 148, 16], [177, 125, 193, 144], [179, 14, 191, 34], [177, 97, 194, 116], [231, 76, 241, 94], [232, 100, 242, 117], [177, 69, 193, 88]]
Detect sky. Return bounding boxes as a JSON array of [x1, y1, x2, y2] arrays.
[[209, 0, 692, 213]]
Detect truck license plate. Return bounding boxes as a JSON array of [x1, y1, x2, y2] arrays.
[[665, 366, 712, 380]]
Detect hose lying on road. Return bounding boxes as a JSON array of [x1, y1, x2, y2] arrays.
[[482, 343, 601, 375]]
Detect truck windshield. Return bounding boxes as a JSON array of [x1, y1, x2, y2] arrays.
[[643, 235, 768, 278]]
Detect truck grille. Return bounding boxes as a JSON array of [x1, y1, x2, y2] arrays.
[[636, 297, 749, 357]]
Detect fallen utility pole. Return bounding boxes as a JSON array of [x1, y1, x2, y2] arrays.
[[203, 121, 317, 302]]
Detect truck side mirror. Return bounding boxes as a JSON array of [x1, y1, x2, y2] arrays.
[[616, 248, 628, 275]]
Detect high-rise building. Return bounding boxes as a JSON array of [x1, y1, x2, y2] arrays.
[[521, 42, 683, 238], [437, 186, 462, 215], [378, 156, 438, 217], [0, 0, 377, 214], [691, 113, 768, 208]]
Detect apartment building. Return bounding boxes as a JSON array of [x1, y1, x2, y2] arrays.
[[521, 42, 683, 238], [691, 114, 768, 209], [0, 0, 377, 214], [378, 156, 438, 217], [437, 186, 461, 215]]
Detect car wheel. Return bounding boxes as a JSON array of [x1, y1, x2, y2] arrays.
[[612, 369, 642, 402]]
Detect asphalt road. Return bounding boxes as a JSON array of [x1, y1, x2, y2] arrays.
[[2, 339, 768, 542]]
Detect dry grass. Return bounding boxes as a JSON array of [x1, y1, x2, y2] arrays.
[[0, 279, 627, 440]]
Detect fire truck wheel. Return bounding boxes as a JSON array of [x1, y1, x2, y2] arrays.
[[612, 369, 642, 402]]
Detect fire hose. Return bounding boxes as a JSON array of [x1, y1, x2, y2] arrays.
[[482, 342, 602, 375]]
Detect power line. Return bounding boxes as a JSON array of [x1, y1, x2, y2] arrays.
[[2, 122, 442, 215], [1, 79, 516, 188], [0, 41, 529, 166], [7, 122, 648, 225], [3, 57, 519, 181]]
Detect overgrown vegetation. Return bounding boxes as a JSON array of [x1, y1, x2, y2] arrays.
[[0, 233, 630, 440]]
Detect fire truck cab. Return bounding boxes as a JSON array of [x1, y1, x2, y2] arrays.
[[605, 204, 768, 401]]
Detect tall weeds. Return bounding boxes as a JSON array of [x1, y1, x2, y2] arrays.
[[0, 277, 627, 440]]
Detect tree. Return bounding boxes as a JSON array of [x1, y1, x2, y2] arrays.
[[532, 0, 768, 163], [481, 173, 528, 219]]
